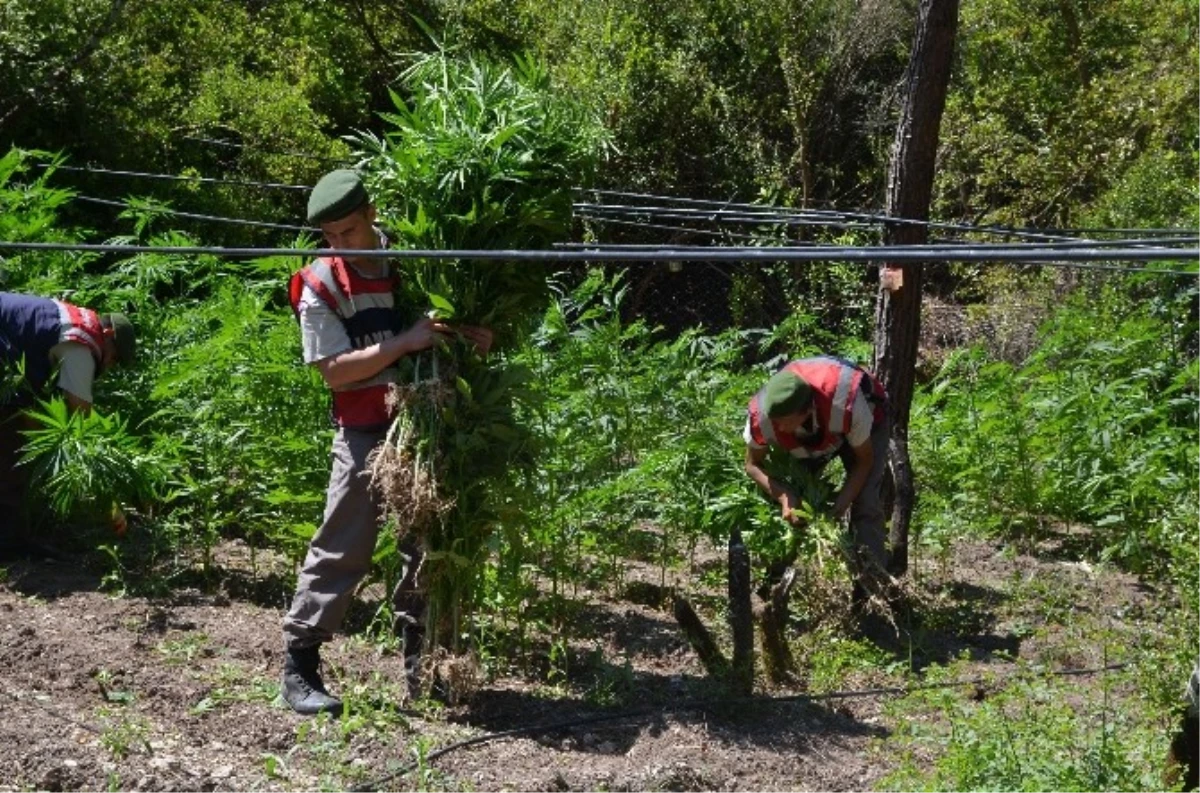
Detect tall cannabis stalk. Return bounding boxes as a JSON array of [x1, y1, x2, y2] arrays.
[[354, 45, 609, 652]]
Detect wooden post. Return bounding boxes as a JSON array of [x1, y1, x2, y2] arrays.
[[758, 567, 799, 685], [1165, 663, 1200, 790], [728, 528, 754, 696]]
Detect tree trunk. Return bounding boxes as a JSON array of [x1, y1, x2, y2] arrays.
[[871, 0, 960, 576]]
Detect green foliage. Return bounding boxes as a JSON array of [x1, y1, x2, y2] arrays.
[[882, 667, 1168, 791], [935, 0, 1199, 228], [354, 45, 609, 651], [505, 0, 909, 203], [489, 271, 763, 640], [0, 148, 93, 292], [355, 46, 610, 349], [19, 396, 165, 525], [911, 276, 1199, 574]]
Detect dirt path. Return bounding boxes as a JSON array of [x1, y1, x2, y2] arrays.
[[0, 534, 1173, 791]]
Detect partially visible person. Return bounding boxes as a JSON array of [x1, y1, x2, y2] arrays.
[[281, 169, 492, 717], [0, 292, 136, 552], [743, 355, 890, 629], [1166, 661, 1199, 791]]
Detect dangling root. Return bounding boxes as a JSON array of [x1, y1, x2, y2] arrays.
[[845, 544, 927, 629], [418, 647, 482, 706], [369, 380, 456, 538]]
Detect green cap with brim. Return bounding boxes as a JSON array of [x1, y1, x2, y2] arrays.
[[307, 169, 369, 225], [104, 313, 136, 366], [763, 368, 813, 417]]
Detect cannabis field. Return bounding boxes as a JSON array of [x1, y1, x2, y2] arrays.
[[1, 1, 1197, 790]]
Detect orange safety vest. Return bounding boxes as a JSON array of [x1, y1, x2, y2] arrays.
[[747, 356, 886, 457]]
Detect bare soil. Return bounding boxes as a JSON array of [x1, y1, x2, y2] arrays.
[[0, 532, 1173, 792]]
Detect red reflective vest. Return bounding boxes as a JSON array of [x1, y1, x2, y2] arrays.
[[747, 357, 886, 457], [54, 299, 106, 361], [288, 256, 403, 431], [0, 293, 104, 397]]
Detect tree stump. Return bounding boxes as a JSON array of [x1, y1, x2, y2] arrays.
[[672, 596, 729, 680], [728, 528, 754, 696], [757, 567, 800, 685]]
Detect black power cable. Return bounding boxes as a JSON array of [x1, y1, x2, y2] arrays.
[[179, 134, 348, 164], [0, 241, 1193, 276], [73, 195, 317, 233], [37, 163, 312, 191]]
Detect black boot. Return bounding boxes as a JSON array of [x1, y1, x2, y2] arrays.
[[281, 645, 343, 716]]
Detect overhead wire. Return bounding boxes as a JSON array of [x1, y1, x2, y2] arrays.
[[72, 195, 318, 233], [179, 133, 349, 164], [574, 201, 1076, 242], [576, 188, 1194, 239], [557, 236, 1198, 252], [573, 215, 802, 243], [0, 240, 1194, 276], [37, 163, 313, 191], [576, 188, 1084, 241]]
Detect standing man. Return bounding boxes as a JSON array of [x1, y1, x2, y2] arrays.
[[743, 355, 890, 627], [282, 169, 491, 716], [0, 292, 135, 548]]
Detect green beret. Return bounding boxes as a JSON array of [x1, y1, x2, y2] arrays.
[[103, 313, 136, 366], [307, 169, 369, 225], [762, 368, 812, 417]]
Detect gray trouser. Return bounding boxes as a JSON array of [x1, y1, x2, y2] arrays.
[[839, 414, 890, 570], [282, 427, 426, 650]]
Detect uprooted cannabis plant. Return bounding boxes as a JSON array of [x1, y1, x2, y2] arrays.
[[353, 46, 609, 653]]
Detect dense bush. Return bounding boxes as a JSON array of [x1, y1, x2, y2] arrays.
[[911, 274, 1199, 578]]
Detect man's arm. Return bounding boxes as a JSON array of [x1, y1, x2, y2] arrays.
[[63, 391, 91, 415], [454, 325, 493, 356], [744, 444, 805, 526], [314, 317, 449, 390], [831, 438, 873, 519], [51, 342, 95, 415]]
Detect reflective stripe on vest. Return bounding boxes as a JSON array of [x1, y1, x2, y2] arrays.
[[747, 357, 879, 457], [289, 256, 402, 430], [53, 299, 104, 361]]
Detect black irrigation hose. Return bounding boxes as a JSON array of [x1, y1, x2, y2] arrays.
[[576, 204, 887, 232], [576, 190, 1200, 239], [37, 163, 313, 191], [574, 215, 823, 243], [575, 188, 1194, 238], [352, 662, 1129, 792], [1, 241, 1193, 276], [73, 195, 318, 233]]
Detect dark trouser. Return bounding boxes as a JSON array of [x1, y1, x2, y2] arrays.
[[0, 405, 32, 535], [282, 428, 427, 652], [843, 415, 890, 573]]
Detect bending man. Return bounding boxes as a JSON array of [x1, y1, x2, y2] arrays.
[[743, 355, 890, 628], [0, 292, 135, 549]]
